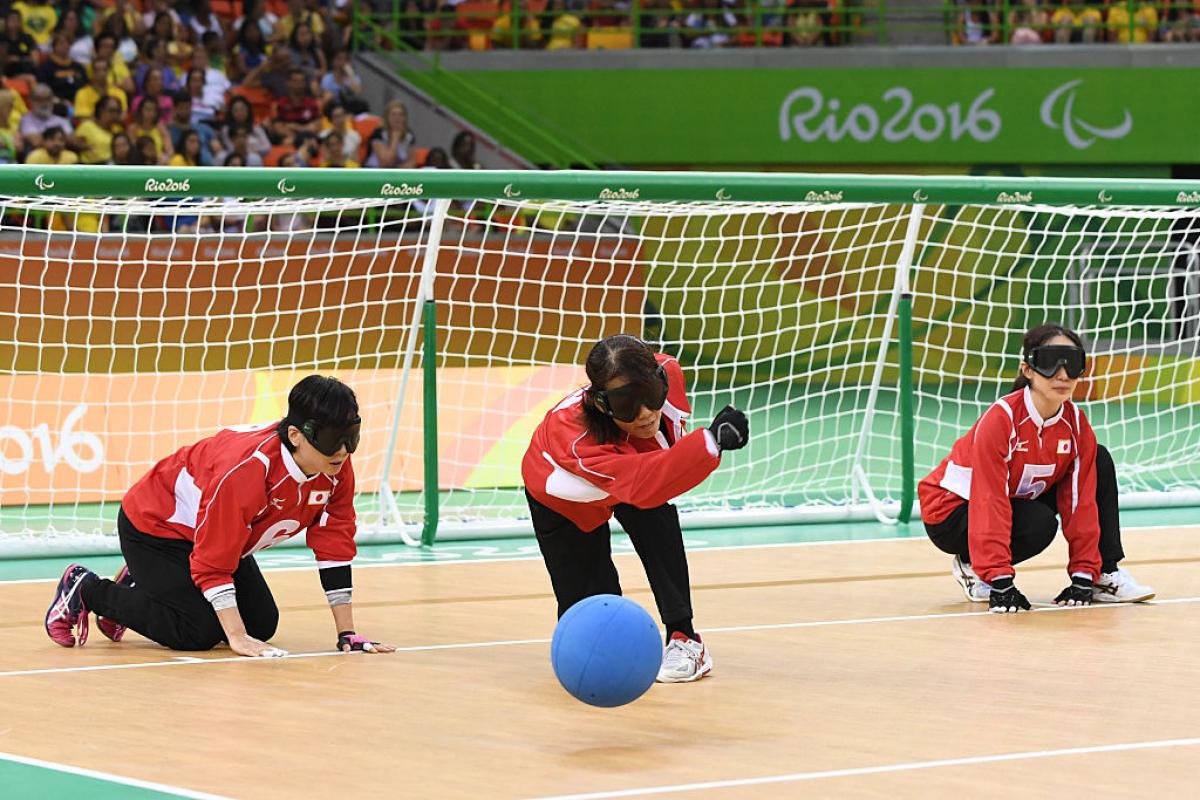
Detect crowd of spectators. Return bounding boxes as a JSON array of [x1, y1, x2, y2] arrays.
[[0, 0, 483, 179], [371, 0, 841, 51], [957, 0, 1196, 44]]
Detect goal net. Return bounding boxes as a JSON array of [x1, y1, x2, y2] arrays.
[[2, 168, 1198, 556]]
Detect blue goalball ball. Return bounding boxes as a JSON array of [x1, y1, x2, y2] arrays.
[[551, 594, 663, 708]]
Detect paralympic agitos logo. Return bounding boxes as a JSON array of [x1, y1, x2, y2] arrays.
[[1039, 80, 1133, 150]]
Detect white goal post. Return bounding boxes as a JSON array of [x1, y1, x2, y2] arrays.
[[1, 166, 1199, 556]]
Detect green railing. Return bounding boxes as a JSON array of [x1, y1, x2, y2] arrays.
[[351, 0, 1170, 50], [6, 166, 1200, 205], [351, 7, 603, 168]]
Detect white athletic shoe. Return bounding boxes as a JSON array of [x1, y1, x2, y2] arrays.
[[656, 632, 713, 683], [952, 555, 992, 602], [1093, 567, 1155, 603]]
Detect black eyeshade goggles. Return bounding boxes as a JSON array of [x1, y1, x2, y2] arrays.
[[300, 416, 361, 456], [592, 365, 669, 423], [1024, 346, 1086, 380]]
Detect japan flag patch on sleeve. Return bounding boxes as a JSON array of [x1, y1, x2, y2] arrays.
[[1057, 439, 1072, 454], [309, 490, 331, 505]]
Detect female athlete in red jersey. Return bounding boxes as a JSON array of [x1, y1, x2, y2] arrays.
[[522, 335, 749, 682], [919, 324, 1154, 612], [45, 376, 397, 658]]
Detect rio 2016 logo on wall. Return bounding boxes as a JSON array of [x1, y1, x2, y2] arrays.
[[0, 405, 103, 477], [779, 87, 1002, 144], [778, 80, 1134, 151]]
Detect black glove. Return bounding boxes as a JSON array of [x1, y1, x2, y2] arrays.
[[708, 405, 748, 452], [989, 577, 1031, 613], [337, 630, 379, 652], [1054, 576, 1094, 607]]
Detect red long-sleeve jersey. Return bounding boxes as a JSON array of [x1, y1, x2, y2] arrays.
[[521, 353, 721, 532], [122, 424, 357, 601], [918, 387, 1101, 584]]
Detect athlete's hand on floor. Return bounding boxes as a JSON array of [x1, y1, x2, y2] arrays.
[[988, 577, 1031, 613], [229, 633, 288, 658], [1054, 576, 1094, 607], [337, 630, 397, 654]]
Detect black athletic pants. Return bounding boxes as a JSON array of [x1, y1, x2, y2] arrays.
[[925, 444, 1125, 573], [526, 490, 695, 639], [80, 507, 279, 651]]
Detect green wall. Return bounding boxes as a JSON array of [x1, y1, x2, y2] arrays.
[[461, 68, 1200, 166]]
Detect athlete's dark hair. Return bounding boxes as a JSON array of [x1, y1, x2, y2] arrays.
[[581, 334, 659, 445], [276, 375, 359, 451], [1011, 323, 1087, 392]]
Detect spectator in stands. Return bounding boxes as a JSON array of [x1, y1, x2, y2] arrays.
[[169, 128, 203, 167], [79, 34, 135, 96], [278, 0, 324, 42], [787, 0, 826, 46], [1049, 0, 1102, 42], [127, 96, 172, 163], [75, 94, 125, 164], [221, 95, 272, 157], [15, 0, 57, 49], [1009, 0, 1046, 42], [54, 8, 87, 56], [192, 44, 230, 107], [98, 0, 142, 40], [0, 88, 23, 161], [109, 131, 135, 164], [319, 48, 365, 111], [142, 0, 182, 34], [449, 130, 481, 169], [183, 69, 214, 125], [321, 101, 360, 160], [246, 46, 298, 98], [218, 124, 265, 166], [235, 0, 279, 43], [317, 128, 358, 167], [1162, 0, 1199, 41], [3, 10, 39, 80], [136, 36, 180, 93], [395, 0, 428, 51], [133, 67, 173, 123], [58, 0, 96, 37], [74, 58, 127, 121], [543, 0, 583, 50], [134, 134, 159, 165], [148, 10, 177, 50], [288, 21, 326, 78], [958, 4, 991, 44], [25, 124, 77, 164], [187, 0, 225, 42], [99, 3, 141, 64], [224, 152, 246, 167], [365, 99, 417, 168], [271, 67, 321, 145], [682, 0, 736, 48], [424, 146, 448, 168], [1108, 0, 1158, 41], [317, 0, 350, 54], [168, 91, 218, 165], [234, 17, 270, 79], [19, 81, 72, 151], [638, 0, 678, 47], [37, 30, 87, 101]]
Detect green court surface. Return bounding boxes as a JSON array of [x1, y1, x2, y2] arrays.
[[0, 753, 227, 800]]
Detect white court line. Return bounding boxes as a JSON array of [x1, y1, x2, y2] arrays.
[[1, 596, 1191, 679], [4, 522, 1197, 585], [0, 750, 231, 800], [526, 736, 1200, 800]]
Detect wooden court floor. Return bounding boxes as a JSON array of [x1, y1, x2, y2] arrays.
[[1, 525, 1198, 799]]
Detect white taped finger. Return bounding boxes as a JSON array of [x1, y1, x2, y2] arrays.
[[260, 647, 288, 658], [362, 641, 376, 652]]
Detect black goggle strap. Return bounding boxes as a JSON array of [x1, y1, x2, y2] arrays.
[[298, 416, 361, 455], [591, 365, 669, 423], [1024, 346, 1087, 378]]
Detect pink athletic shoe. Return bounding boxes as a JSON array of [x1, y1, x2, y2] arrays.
[[96, 565, 134, 642], [45, 564, 95, 647]]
